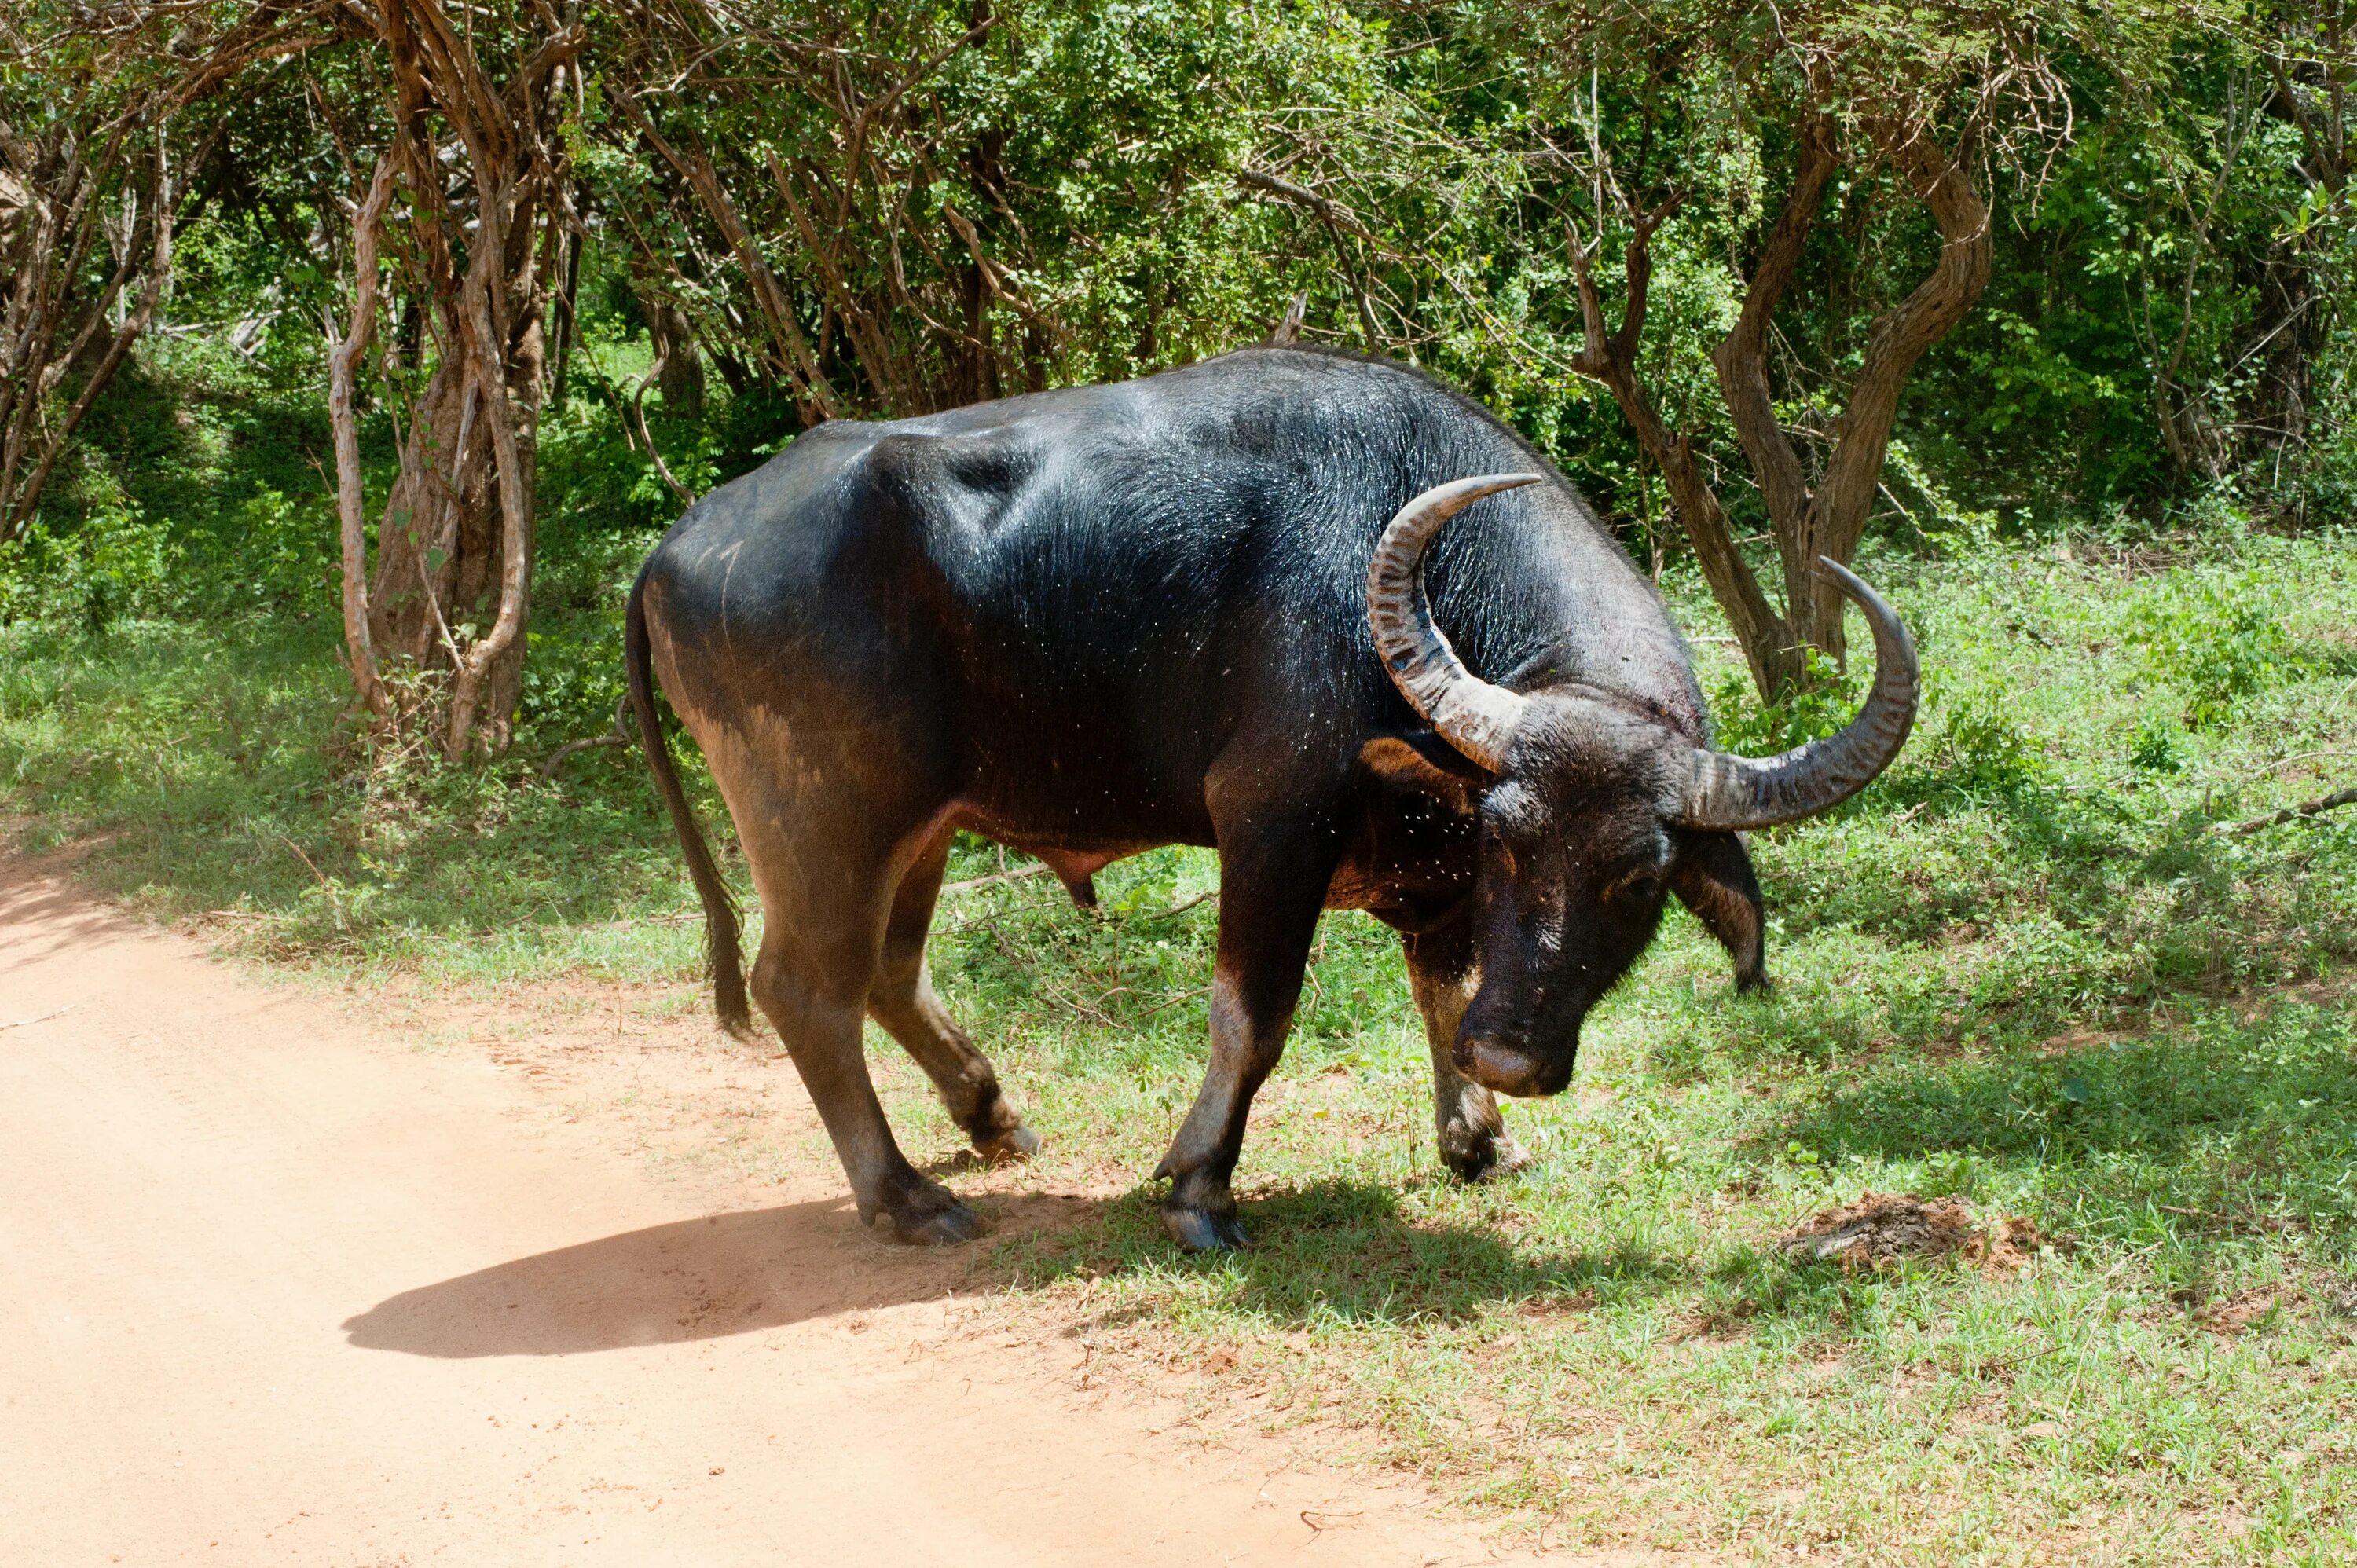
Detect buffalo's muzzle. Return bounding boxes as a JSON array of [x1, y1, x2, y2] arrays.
[[1453, 1033, 1574, 1098]]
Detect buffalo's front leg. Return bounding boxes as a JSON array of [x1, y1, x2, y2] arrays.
[[1153, 818, 1335, 1251], [1402, 919, 1530, 1183]]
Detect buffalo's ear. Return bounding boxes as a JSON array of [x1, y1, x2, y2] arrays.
[[1669, 830, 1769, 993], [1358, 734, 1486, 815]]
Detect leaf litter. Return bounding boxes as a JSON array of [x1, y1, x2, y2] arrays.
[[1780, 1192, 2046, 1275]]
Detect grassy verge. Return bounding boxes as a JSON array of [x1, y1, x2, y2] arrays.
[[5, 390, 2356, 1560]]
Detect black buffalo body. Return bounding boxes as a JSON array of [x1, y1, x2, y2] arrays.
[[626, 346, 1916, 1250]]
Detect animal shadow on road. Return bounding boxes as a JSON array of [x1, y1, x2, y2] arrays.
[[342, 1178, 1681, 1356], [343, 1192, 1114, 1357]]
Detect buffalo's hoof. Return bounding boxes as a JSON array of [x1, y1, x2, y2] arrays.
[[1161, 1203, 1250, 1252], [886, 1197, 989, 1246], [869, 1177, 990, 1245], [1442, 1131, 1534, 1185], [973, 1123, 1042, 1164]]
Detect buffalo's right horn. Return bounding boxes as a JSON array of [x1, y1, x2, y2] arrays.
[[1672, 558, 1920, 830], [1366, 474, 1543, 771]]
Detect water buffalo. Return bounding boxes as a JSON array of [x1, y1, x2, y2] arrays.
[[625, 346, 1917, 1251]]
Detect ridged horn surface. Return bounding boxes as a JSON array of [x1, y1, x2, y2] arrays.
[[1673, 557, 1920, 829], [1365, 474, 1542, 771]]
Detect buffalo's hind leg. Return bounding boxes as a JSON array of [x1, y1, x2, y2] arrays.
[[740, 820, 987, 1247], [1402, 919, 1531, 1183], [751, 923, 985, 1245], [868, 830, 1039, 1163]]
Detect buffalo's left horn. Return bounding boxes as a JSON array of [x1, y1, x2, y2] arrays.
[[1673, 557, 1920, 830], [1366, 473, 1542, 771]]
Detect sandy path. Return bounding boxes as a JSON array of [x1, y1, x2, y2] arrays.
[[0, 859, 1603, 1567]]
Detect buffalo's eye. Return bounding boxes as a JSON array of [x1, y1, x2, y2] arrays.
[[1482, 824, 1520, 877], [1600, 865, 1662, 904]]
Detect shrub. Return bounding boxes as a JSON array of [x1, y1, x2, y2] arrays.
[[2125, 570, 2296, 728], [0, 507, 178, 632]]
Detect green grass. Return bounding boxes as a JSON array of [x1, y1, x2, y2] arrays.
[[5, 365, 2357, 1563]]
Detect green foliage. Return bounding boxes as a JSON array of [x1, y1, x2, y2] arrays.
[[1929, 689, 2051, 795], [0, 507, 175, 631], [1709, 649, 1862, 754], [2129, 713, 2184, 774], [2127, 569, 2299, 727]]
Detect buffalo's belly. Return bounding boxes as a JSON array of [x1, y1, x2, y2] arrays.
[[946, 797, 1208, 861], [944, 737, 1216, 862]]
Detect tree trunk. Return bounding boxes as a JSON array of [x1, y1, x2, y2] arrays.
[[549, 226, 580, 408], [0, 124, 179, 546], [328, 156, 398, 721], [338, 0, 579, 757], [2253, 249, 2316, 455], [1779, 126, 1992, 668], [1569, 115, 1991, 697], [650, 299, 704, 419]]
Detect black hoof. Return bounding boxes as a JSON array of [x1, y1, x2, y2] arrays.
[[1161, 1203, 1250, 1252], [886, 1197, 989, 1245], [973, 1123, 1042, 1163], [1442, 1131, 1534, 1185], [867, 1175, 990, 1245]]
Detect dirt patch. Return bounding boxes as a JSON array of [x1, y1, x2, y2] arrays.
[[2194, 1285, 2299, 1336], [1780, 1193, 2045, 1275], [1974, 1215, 2045, 1273]]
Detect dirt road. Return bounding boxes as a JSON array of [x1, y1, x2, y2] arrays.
[[0, 858, 1605, 1566]]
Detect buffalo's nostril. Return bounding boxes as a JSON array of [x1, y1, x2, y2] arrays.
[[1454, 1034, 1571, 1099]]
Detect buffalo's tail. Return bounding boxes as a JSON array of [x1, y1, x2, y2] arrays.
[[625, 565, 753, 1037]]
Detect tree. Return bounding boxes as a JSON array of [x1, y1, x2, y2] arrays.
[[324, 0, 583, 756], [0, 93, 176, 549], [4, 9, 207, 543], [2, 3, 348, 548], [1505, 2, 2072, 696], [1568, 118, 1992, 694], [583, 0, 1356, 423], [2247, 0, 2352, 488]]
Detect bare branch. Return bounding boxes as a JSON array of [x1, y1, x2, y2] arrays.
[[327, 152, 399, 720], [1710, 112, 1838, 564], [1236, 166, 1373, 236], [1565, 199, 1798, 696]]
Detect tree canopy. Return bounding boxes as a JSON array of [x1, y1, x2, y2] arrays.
[[2, 0, 2350, 735]]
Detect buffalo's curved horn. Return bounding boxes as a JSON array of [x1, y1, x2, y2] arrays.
[[1673, 558, 1919, 830], [1367, 473, 1542, 771]]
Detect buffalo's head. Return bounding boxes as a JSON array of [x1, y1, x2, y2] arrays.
[[1360, 474, 1919, 1097]]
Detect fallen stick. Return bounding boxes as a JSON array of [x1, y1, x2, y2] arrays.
[[0, 1005, 74, 1032], [541, 695, 633, 781], [938, 863, 1053, 897], [2215, 782, 2357, 837]]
